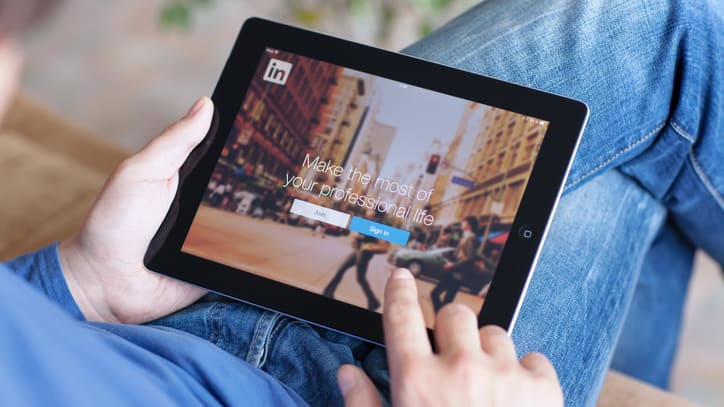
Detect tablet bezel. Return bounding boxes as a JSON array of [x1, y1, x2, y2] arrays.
[[145, 17, 588, 345]]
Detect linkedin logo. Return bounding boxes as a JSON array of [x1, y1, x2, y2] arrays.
[[263, 58, 293, 85]]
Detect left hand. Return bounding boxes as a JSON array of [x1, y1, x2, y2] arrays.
[[59, 97, 213, 324]]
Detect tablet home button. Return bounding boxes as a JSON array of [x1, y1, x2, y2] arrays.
[[518, 225, 534, 240]]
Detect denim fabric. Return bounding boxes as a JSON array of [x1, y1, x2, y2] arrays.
[[150, 296, 390, 407], [610, 223, 695, 388], [510, 171, 665, 405], [403, 0, 721, 404], [156, 0, 722, 406]]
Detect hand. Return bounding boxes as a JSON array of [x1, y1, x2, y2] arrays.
[[336, 268, 563, 407], [58, 97, 213, 324]]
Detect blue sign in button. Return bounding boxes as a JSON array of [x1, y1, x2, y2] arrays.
[[348, 217, 410, 246]]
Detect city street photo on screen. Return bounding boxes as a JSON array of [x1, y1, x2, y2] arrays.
[[182, 48, 549, 329]]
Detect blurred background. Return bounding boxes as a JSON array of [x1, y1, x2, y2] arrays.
[[21, 0, 477, 151], [19, 1, 723, 405]]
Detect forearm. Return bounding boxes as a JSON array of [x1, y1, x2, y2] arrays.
[[3, 242, 85, 320]]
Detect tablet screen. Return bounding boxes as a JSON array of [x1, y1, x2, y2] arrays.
[[182, 47, 549, 328]]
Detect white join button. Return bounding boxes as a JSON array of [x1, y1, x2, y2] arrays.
[[290, 199, 350, 228]]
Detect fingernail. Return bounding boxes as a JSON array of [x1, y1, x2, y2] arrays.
[[392, 268, 413, 280], [337, 366, 357, 395], [186, 97, 206, 116]]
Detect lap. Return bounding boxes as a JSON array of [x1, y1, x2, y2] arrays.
[[150, 296, 387, 406]]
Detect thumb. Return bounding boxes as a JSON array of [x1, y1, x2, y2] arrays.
[[133, 96, 213, 180], [337, 365, 382, 407]]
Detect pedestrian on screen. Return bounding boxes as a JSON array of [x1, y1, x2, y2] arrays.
[[323, 213, 390, 311], [431, 215, 484, 312]]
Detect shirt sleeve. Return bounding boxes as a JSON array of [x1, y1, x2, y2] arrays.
[[3, 243, 85, 320]]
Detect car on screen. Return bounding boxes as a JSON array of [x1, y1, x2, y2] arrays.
[[388, 247, 454, 278], [388, 247, 493, 294]]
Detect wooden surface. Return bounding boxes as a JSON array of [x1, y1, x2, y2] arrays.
[[0, 94, 127, 259], [597, 371, 697, 407], [3, 93, 128, 174]]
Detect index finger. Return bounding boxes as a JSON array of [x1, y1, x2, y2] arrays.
[[383, 268, 432, 366]]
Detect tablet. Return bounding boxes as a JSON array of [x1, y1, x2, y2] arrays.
[[145, 17, 588, 344]]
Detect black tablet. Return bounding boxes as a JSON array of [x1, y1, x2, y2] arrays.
[[145, 17, 588, 344]]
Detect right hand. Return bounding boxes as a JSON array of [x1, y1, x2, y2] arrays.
[[336, 268, 564, 407]]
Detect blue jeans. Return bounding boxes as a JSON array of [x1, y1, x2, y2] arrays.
[[152, 0, 723, 405]]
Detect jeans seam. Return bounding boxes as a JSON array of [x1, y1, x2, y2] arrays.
[[247, 314, 265, 365], [566, 121, 666, 190], [246, 312, 282, 368], [260, 317, 291, 369], [207, 303, 220, 344], [669, 118, 724, 212], [213, 304, 226, 347], [687, 150, 724, 212], [669, 120, 696, 144], [268, 317, 288, 345]]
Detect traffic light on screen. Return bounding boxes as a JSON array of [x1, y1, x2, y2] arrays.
[[426, 154, 440, 174]]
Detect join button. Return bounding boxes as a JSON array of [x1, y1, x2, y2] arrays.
[[348, 217, 410, 246]]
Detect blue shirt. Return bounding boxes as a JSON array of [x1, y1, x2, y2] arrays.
[[0, 244, 307, 406]]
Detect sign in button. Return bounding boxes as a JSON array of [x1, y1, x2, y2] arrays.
[[289, 199, 350, 228], [348, 217, 410, 246]]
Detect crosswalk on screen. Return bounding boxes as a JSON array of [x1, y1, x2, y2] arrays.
[[182, 47, 549, 328]]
